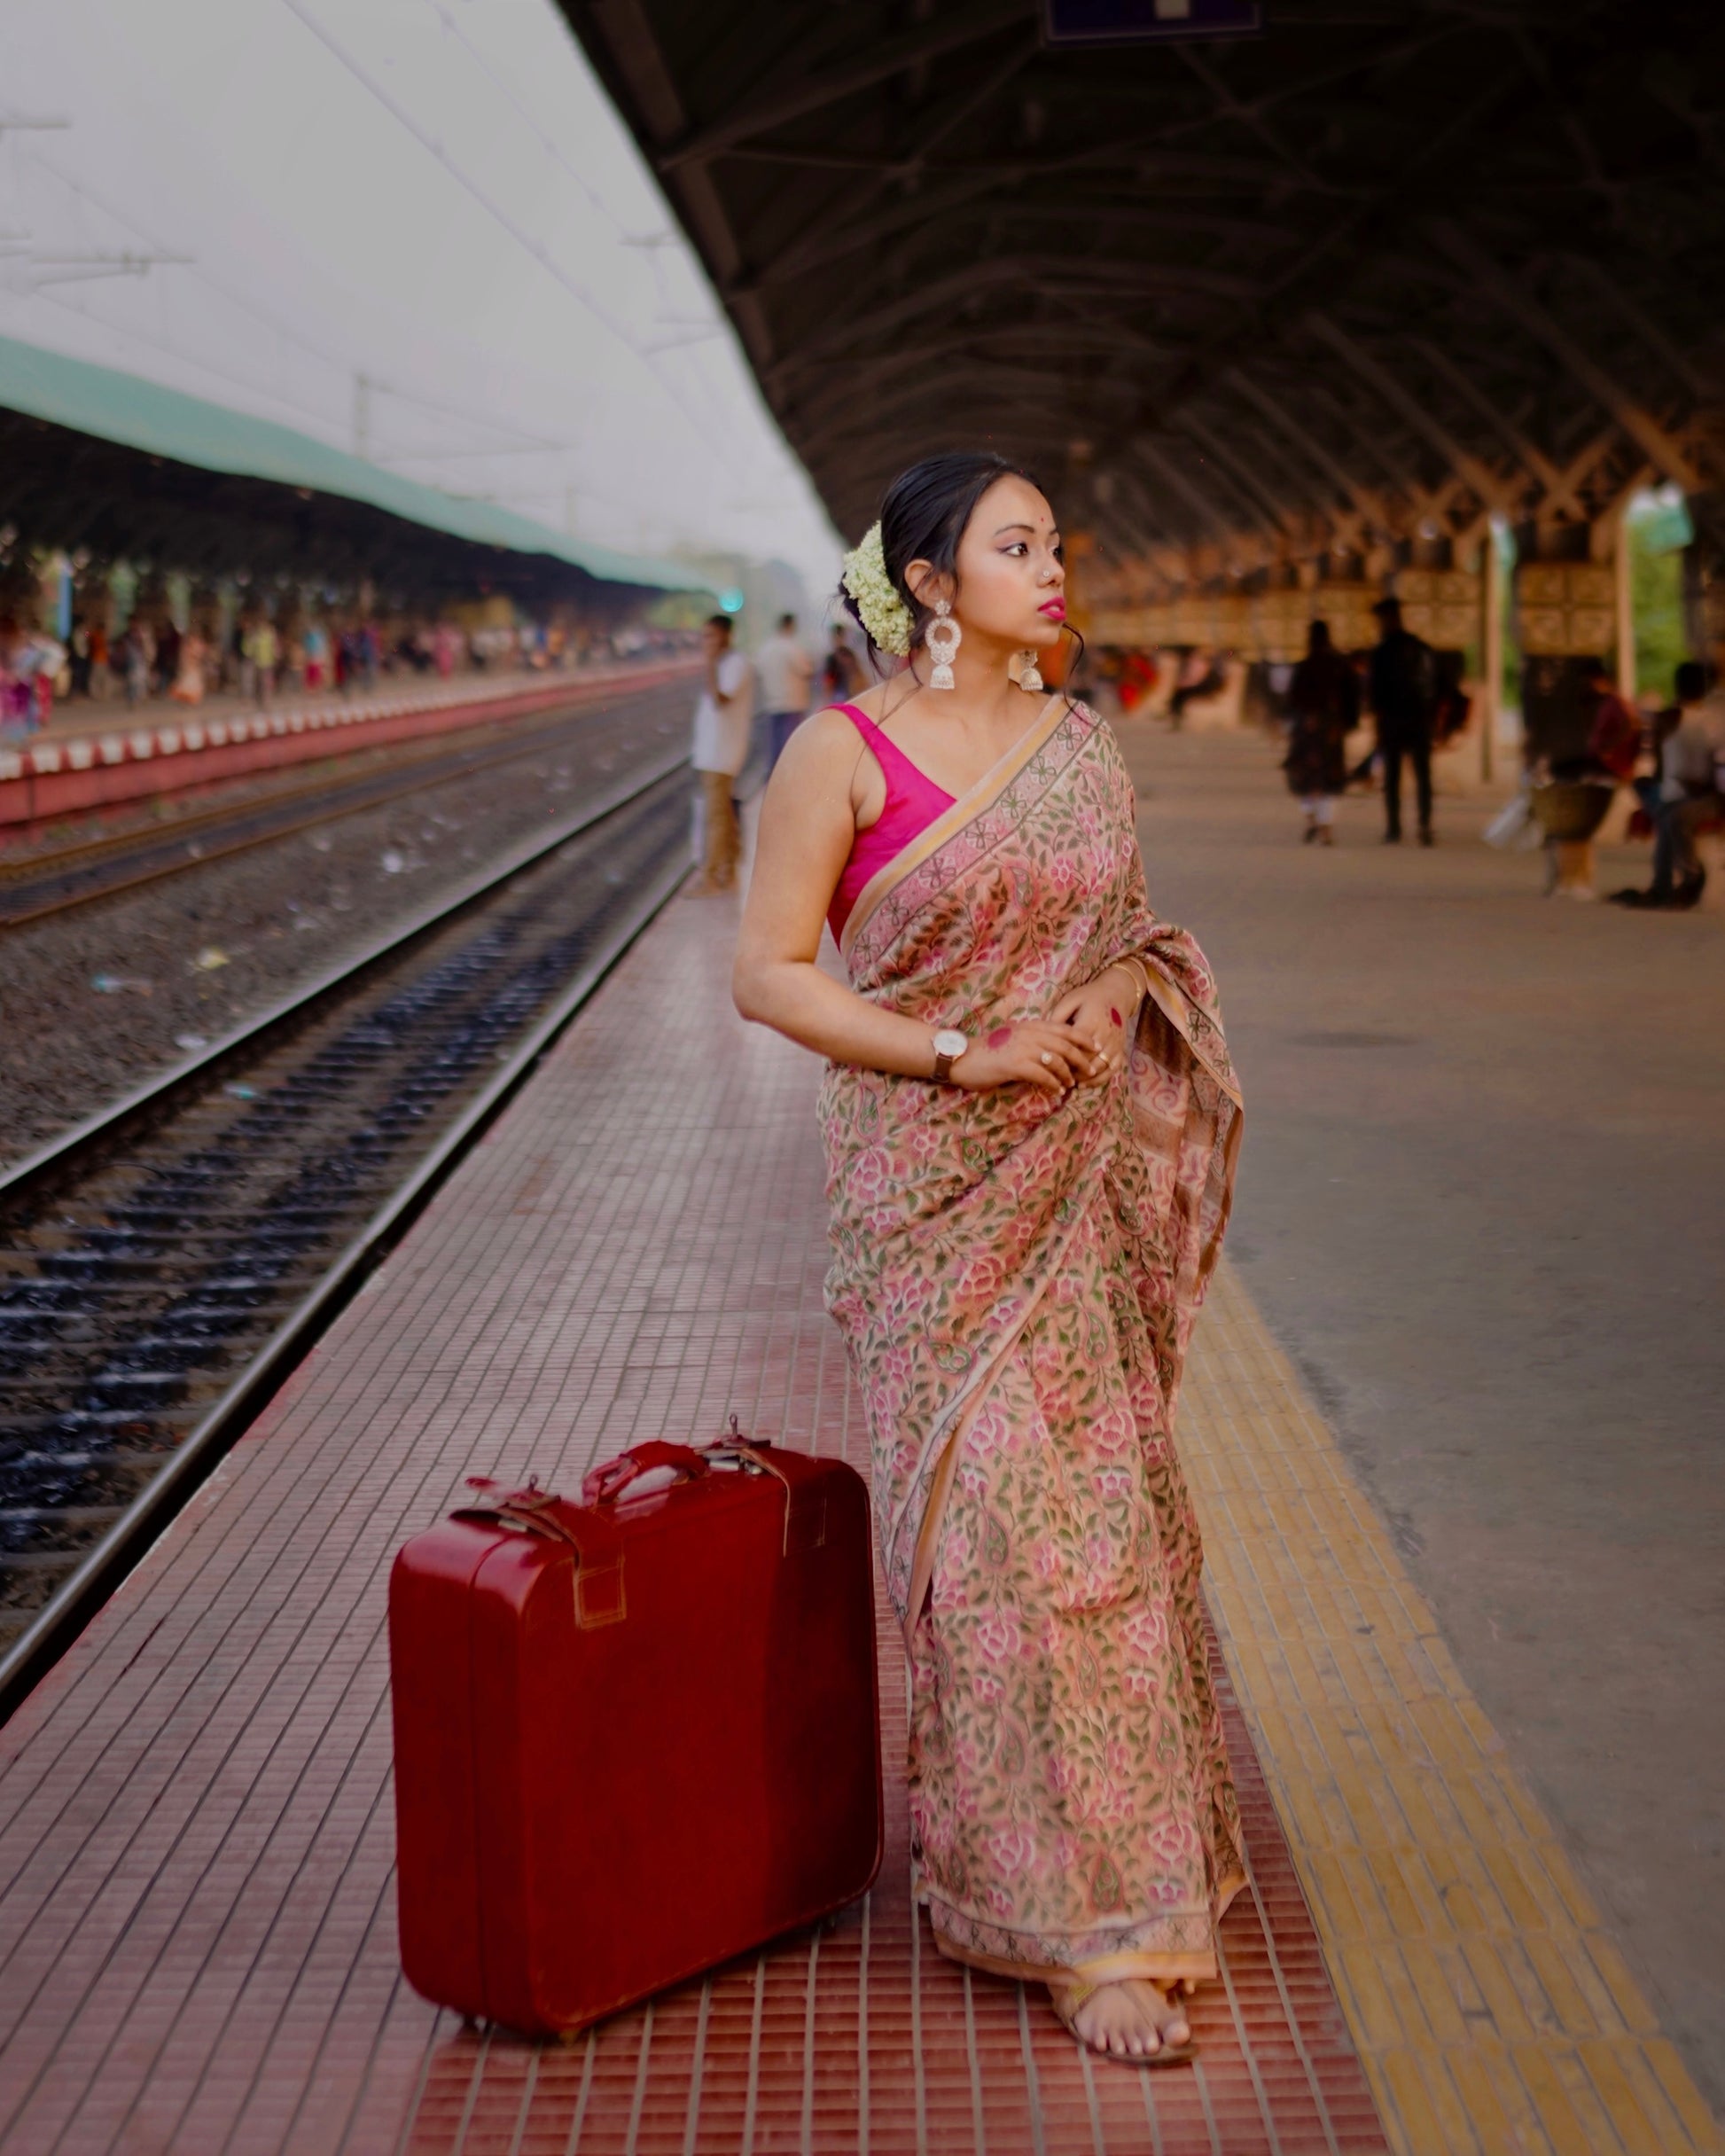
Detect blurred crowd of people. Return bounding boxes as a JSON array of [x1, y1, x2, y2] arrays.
[[0, 606, 688, 738], [1096, 605, 1723, 905]]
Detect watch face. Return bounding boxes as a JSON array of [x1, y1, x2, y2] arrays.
[[933, 1029, 968, 1058]]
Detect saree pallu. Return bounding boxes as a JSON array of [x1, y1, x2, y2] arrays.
[[819, 696, 1245, 1987]]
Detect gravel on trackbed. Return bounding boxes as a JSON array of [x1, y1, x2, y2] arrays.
[[0, 680, 697, 1168]]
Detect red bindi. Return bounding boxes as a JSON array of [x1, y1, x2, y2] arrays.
[[987, 1026, 1011, 1049], [1109, 1007, 1122, 1027]]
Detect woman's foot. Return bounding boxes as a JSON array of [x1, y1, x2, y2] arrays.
[[1050, 1976, 1195, 2062]]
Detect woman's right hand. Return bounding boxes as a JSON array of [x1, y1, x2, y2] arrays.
[[953, 1019, 1104, 1097]]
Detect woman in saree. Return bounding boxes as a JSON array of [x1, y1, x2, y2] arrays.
[[733, 453, 1243, 2064], [1282, 617, 1358, 845]]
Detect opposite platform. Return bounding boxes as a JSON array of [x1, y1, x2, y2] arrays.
[[0, 661, 696, 830], [0, 880, 1379, 2155]]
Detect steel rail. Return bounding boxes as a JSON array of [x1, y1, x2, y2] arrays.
[[0, 676, 689, 928], [0, 769, 691, 1722], [0, 745, 687, 1203]]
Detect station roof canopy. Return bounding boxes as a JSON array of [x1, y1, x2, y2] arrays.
[[566, 1, 1725, 581], [0, 333, 708, 601]]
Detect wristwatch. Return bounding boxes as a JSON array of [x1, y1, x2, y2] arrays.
[[931, 1028, 969, 1083]]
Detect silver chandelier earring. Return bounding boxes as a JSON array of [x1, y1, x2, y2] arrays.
[[1014, 649, 1045, 693], [925, 599, 961, 691]]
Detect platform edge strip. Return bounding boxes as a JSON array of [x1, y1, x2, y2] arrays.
[[1184, 1262, 1725, 2156]]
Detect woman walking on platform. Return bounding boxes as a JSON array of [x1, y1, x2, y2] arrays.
[[734, 454, 1244, 2064], [1283, 618, 1358, 844]]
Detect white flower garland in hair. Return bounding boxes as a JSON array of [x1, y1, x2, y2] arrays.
[[839, 522, 914, 658]]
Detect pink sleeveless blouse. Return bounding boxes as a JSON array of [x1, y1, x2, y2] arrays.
[[827, 703, 956, 942]]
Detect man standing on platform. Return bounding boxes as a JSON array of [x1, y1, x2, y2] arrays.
[[1367, 596, 1438, 845], [755, 612, 816, 769], [1612, 660, 1724, 910], [691, 613, 753, 892]]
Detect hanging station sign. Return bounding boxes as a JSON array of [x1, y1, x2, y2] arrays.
[[1396, 569, 1479, 653], [1516, 563, 1614, 657], [1251, 587, 1310, 664], [1312, 583, 1378, 654]]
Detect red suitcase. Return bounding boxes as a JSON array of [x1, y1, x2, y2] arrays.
[[388, 1430, 883, 2035]]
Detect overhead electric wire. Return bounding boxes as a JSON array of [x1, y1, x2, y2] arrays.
[[15, 146, 574, 466], [273, 0, 736, 479]]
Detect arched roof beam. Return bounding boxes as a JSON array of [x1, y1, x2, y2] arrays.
[[1557, 252, 1714, 404], [1220, 413, 1361, 543], [1406, 340, 1626, 524], [1222, 370, 1385, 534], [718, 143, 1324, 191], [1427, 220, 1703, 491], [783, 323, 1170, 418], [740, 38, 1040, 293], [1300, 381, 1426, 498], [740, 172, 1008, 296], [660, 0, 1028, 170], [793, 359, 1120, 458], [1307, 312, 1515, 515], [1112, 461, 1207, 556], [1403, 336, 1577, 512], [780, 255, 1257, 372], [1173, 414, 1305, 540], [1129, 440, 1243, 553]]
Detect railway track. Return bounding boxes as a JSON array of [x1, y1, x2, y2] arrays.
[[0, 672, 692, 925], [0, 753, 692, 1716]]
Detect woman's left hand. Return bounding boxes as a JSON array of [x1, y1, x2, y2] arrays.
[[1049, 964, 1138, 1083]]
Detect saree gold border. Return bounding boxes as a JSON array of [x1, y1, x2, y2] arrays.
[[1183, 1260, 1724, 2156], [839, 692, 1068, 965]]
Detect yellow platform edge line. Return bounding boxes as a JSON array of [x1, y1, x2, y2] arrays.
[[1184, 1260, 1723, 2156]]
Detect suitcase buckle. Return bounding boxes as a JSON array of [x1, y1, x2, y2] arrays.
[[574, 1556, 627, 1629]]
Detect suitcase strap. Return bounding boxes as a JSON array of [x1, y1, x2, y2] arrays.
[[454, 1423, 827, 1638], [710, 1439, 829, 1558], [582, 1426, 830, 1558], [456, 1480, 627, 1629]]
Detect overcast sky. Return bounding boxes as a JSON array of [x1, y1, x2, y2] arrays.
[[2, 0, 841, 593]]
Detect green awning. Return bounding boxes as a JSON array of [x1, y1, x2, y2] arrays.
[[0, 332, 706, 594]]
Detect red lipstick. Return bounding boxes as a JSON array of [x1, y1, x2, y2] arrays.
[[1038, 598, 1065, 621]]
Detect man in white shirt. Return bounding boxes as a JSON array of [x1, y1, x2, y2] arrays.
[[754, 612, 816, 768], [691, 614, 753, 891]]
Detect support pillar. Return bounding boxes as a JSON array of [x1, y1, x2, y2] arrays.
[[1614, 505, 1635, 699], [1479, 525, 1502, 785]]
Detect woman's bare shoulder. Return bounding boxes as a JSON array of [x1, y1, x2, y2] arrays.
[[807, 679, 891, 723], [783, 691, 888, 762], [769, 701, 875, 793]]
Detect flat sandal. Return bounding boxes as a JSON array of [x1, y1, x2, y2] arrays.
[[1047, 1976, 1197, 2066]]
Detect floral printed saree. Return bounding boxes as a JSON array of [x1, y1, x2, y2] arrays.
[[820, 693, 1245, 1987]]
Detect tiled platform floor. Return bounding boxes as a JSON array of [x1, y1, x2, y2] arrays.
[[0, 890, 1382, 2155]]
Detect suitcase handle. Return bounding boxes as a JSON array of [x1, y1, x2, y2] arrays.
[[581, 1441, 711, 1507]]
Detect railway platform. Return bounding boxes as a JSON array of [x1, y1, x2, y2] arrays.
[[0, 723, 1719, 2156], [0, 661, 697, 834]]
